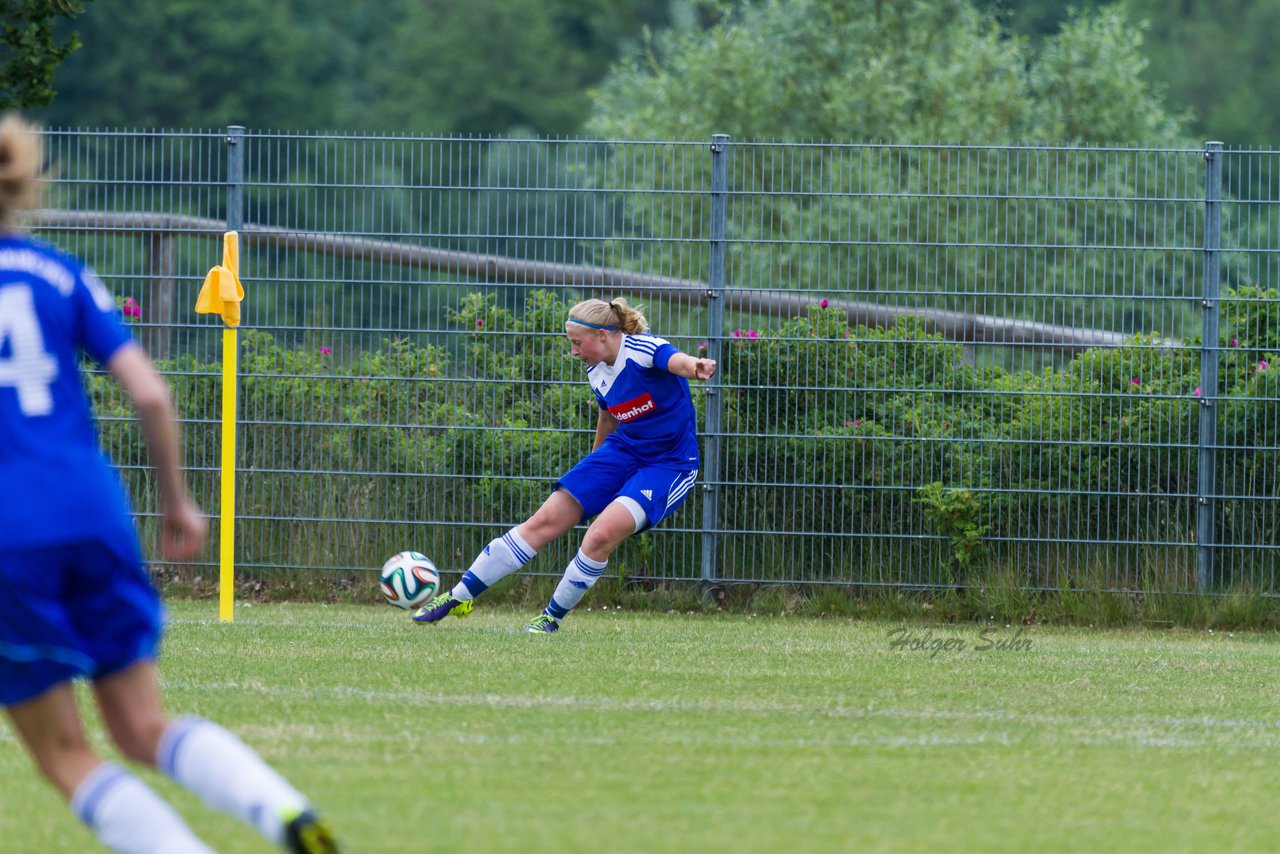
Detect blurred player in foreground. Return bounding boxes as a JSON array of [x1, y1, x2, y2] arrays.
[[0, 113, 338, 853]]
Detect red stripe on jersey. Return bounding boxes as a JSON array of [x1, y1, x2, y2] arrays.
[[608, 392, 658, 422]]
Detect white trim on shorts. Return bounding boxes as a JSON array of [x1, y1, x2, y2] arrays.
[[614, 496, 650, 533]]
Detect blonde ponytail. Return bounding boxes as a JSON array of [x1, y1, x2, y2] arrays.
[[567, 297, 649, 335], [0, 114, 43, 226]]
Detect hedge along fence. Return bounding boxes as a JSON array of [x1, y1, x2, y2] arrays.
[[89, 287, 1280, 595]]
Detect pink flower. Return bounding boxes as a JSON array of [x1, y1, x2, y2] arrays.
[[731, 329, 742, 338], [845, 419, 861, 427], [1231, 338, 1240, 347], [319, 346, 332, 356], [121, 297, 140, 318], [820, 299, 829, 309], [1260, 361, 1269, 372], [697, 342, 708, 351], [1193, 387, 1203, 397], [476, 319, 485, 328], [1130, 378, 1140, 386], [745, 330, 760, 339]]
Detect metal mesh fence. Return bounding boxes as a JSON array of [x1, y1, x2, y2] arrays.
[[28, 129, 1280, 594]]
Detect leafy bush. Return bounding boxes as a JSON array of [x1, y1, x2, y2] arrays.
[[92, 289, 1280, 592]]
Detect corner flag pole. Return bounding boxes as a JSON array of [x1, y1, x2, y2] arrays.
[[195, 231, 245, 622]]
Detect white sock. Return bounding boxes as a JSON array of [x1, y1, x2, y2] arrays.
[[451, 528, 537, 600], [71, 761, 214, 854], [158, 716, 308, 845], [544, 549, 608, 619]]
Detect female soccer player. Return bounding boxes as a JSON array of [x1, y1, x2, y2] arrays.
[[414, 296, 716, 633], [0, 115, 338, 854]]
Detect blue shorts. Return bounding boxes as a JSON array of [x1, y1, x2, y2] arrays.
[[0, 538, 164, 707], [556, 440, 699, 530]]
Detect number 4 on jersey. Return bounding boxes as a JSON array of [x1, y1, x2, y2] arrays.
[[0, 285, 59, 416]]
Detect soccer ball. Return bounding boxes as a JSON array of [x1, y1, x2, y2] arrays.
[[379, 551, 440, 609]]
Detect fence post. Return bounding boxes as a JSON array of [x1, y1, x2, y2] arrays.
[[1196, 141, 1223, 592], [143, 232, 175, 362], [226, 126, 245, 231], [700, 134, 730, 593]]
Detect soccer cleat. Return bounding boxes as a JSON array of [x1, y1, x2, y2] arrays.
[[525, 614, 560, 634], [283, 808, 339, 854], [412, 592, 474, 623]]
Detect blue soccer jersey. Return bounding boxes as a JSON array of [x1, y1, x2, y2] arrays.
[[0, 234, 136, 552], [586, 333, 699, 467]]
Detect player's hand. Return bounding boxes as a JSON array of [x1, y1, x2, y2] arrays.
[[160, 497, 209, 562], [694, 358, 717, 380]]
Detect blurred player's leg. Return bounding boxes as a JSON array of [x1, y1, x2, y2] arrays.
[[93, 660, 168, 765], [155, 714, 338, 851], [8, 683, 213, 853], [102, 665, 293, 837], [96, 664, 338, 854], [72, 762, 216, 854], [6, 682, 100, 796]]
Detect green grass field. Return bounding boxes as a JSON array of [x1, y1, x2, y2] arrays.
[[4, 601, 1280, 853]]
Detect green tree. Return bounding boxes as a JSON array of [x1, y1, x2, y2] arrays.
[[589, 0, 1182, 144], [1128, 0, 1280, 148], [584, 0, 1195, 339], [39, 0, 324, 128], [1029, 6, 1185, 142], [38, 0, 677, 134], [364, 0, 673, 135], [0, 0, 93, 108], [982, 0, 1280, 149], [980, 0, 1083, 38]]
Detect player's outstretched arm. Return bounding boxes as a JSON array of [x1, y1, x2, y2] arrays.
[[665, 351, 717, 381], [108, 343, 208, 561]]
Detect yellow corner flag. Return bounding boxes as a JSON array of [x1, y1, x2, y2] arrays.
[[195, 231, 245, 327], [196, 231, 245, 622]]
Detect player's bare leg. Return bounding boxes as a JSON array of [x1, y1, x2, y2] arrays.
[[93, 660, 168, 765], [8, 683, 101, 797], [516, 488, 585, 550]]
